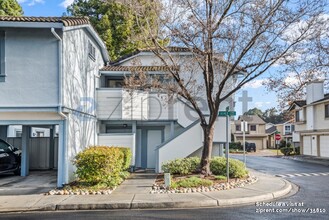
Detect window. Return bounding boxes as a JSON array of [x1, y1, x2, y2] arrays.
[[325, 104, 329, 118], [15, 131, 22, 138], [250, 125, 256, 131], [88, 41, 96, 61], [295, 110, 300, 122], [0, 140, 10, 152], [106, 77, 124, 88], [0, 30, 5, 82], [236, 125, 241, 131], [285, 125, 291, 134]]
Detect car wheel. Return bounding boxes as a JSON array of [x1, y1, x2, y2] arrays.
[[14, 166, 21, 176]]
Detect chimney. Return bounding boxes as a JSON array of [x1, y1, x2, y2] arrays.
[[306, 80, 324, 104]]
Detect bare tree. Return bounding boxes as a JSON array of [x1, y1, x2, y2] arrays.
[[123, 0, 327, 175], [264, 12, 329, 109]]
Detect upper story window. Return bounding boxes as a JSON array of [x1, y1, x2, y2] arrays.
[[325, 104, 329, 118], [106, 77, 124, 88], [236, 125, 241, 131], [88, 41, 96, 61], [285, 125, 291, 133], [0, 31, 5, 82], [295, 110, 300, 122], [250, 125, 256, 131]]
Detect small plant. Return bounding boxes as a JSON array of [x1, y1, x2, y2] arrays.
[[280, 147, 293, 156], [171, 176, 213, 189], [215, 175, 227, 181]]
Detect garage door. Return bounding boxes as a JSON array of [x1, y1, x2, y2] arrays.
[[253, 139, 263, 150], [320, 136, 329, 157], [303, 136, 311, 155]]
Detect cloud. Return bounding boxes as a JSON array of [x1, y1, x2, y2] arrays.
[[254, 101, 271, 108], [243, 79, 268, 89], [60, 0, 74, 8], [18, 0, 45, 6]]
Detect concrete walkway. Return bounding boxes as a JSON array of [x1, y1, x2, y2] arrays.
[[112, 173, 157, 194], [0, 171, 293, 212]]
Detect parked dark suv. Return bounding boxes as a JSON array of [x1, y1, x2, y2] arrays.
[[245, 142, 256, 152], [0, 139, 21, 175]]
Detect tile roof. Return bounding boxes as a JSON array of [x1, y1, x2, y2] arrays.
[[100, 66, 179, 72], [0, 16, 90, 27], [236, 115, 266, 124], [294, 100, 307, 107], [266, 126, 277, 134]]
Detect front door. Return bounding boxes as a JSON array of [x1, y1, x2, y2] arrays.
[[140, 128, 164, 169], [147, 130, 162, 169]]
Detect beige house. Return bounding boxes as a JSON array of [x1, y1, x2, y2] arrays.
[[266, 120, 294, 148], [289, 80, 329, 158], [232, 115, 267, 150]]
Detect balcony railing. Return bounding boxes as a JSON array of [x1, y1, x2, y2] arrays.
[[96, 88, 178, 121]]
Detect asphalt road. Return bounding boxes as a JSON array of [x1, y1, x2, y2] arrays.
[[1, 156, 329, 220]]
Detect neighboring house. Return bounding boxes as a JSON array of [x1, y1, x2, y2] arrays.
[[289, 80, 329, 157], [266, 120, 294, 148], [232, 115, 267, 150], [7, 125, 59, 137], [96, 47, 238, 172], [0, 17, 109, 187]]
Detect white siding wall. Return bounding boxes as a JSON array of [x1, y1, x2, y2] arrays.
[[97, 89, 122, 119], [122, 90, 149, 120], [62, 28, 104, 181]]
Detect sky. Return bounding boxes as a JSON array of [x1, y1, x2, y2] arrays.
[[17, 0, 280, 117]]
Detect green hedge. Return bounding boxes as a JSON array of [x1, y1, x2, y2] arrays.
[[114, 147, 132, 170], [171, 176, 213, 189], [162, 157, 201, 175], [162, 156, 248, 178], [280, 147, 294, 156], [73, 146, 131, 187], [210, 157, 248, 178]]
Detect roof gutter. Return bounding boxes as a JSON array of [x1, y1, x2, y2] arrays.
[[51, 28, 67, 119]]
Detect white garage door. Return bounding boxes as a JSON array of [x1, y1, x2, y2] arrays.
[[320, 136, 329, 157], [303, 136, 311, 155]]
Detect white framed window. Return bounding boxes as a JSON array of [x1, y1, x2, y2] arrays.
[[325, 104, 329, 118], [88, 41, 96, 61]]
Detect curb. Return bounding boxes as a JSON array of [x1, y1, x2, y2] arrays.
[[0, 178, 293, 212]]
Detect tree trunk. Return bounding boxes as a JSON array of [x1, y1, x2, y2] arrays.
[[200, 124, 215, 176]]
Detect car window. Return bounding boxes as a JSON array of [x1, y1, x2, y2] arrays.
[[0, 140, 11, 152]]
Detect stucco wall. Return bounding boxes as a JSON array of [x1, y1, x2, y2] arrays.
[[0, 28, 59, 107], [314, 103, 329, 130]]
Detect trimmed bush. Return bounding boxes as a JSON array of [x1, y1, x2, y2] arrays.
[[280, 147, 293, 156], [210, 157, 248, 178], [171, 176, 213, 189], [73, 146, 131, 188], [230, 142, 242, 150], [294, 146, 300, 155], [115, 147, 132, 170], [162, 157, 201, 175]]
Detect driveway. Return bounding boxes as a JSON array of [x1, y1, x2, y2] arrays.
[[0, 170, 57, 195]]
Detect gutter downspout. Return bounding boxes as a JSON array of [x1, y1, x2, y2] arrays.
[[51, 28, 68, 186], [51, 28, 67, 119]]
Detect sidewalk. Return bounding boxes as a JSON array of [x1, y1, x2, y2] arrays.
[[0, 171, 292, 212]]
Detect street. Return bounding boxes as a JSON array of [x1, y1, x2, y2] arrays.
[[1, 156, 328, 220]]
